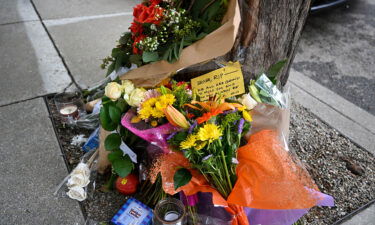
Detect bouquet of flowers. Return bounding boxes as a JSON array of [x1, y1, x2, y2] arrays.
[[98, 62, 334, 224], [101, 0, 228, 76]]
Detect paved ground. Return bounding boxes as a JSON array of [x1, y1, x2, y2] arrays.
[[292, 0, 375, 115], [0, 0, 373, 224]]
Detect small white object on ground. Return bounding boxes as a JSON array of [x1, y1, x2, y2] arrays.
[[71, 134, 87, 146]]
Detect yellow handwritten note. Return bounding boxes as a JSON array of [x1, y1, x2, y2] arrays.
[[191, 62, 245, 101]]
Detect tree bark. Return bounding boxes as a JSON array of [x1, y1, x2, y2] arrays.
[[230, 0, 312, 86]]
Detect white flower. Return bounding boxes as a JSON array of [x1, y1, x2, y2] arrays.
[[67, 174, 90, 187], [71, 163, 90, 177], [105, 82, 123, 101], [239, 93, 258, 110], [122, 80, 135, 96], [127, 88, 146, 107], [67, 186, 87, 201], [67, 163, 90, 187]]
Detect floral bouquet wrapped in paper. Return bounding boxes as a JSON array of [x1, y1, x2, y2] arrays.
[[100, 0, 240, 87]]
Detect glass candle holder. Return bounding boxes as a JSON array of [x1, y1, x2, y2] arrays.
[[54, 92, 84, 123], [153, 198, 187, 225]]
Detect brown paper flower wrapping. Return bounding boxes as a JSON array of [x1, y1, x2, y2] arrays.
[[119, 0, 241, 87]]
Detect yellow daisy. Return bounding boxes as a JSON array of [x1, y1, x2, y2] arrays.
[[197, 124, 222, 143], [180, 135, 197, 149]]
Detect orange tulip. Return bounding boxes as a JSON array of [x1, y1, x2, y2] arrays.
[[164, 105, 190, 129]]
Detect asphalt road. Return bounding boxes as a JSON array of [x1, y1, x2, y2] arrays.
[[293, 0, 375, 115]]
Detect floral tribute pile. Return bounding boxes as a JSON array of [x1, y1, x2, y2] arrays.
[[98, 68, 334, 224], [56, 0, 335, 224]]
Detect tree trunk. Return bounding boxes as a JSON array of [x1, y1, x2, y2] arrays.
[[230, 0, 312, 86]]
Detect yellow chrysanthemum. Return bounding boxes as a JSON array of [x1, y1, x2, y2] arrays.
[[139, 106, 153, 120], [197, 124, 222, 143], [242, 110, 253, 122], [159, 94, 175, 106], [195, 141, 207, 150], [138, 94, 176, 120], [151, 108, 165, 118], [180, 135, 197, 149]]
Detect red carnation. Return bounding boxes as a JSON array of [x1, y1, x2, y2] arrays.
[[133, 3, 164, 25], [129, 22, 143, 36]]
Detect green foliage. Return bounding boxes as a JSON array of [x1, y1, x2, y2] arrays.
[[104, 133, 122, 151], [168, 131, 188, 147], [111, 154, 134, 178], [106, 62, 115, 76], [172, 83, 192, 108], [109, 105, 121, 124], [266, 59, 288, 84], [100, 106, 118, 131], [174, 168, 192, 190], [129, 54, 142, 67], [116, 98, 128, 112], [142, 51, 159, 63]]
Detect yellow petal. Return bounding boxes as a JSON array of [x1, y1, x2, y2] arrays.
[[242, 110, 253, 122]]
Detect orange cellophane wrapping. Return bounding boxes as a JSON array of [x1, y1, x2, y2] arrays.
[[150, 151, 227, 207], [150, 152, 249, 225], [227, 130, 321, 209]]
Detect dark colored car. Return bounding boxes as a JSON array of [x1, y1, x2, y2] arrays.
[[310, 0, 348, 13]]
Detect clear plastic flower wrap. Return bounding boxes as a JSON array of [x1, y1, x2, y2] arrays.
[[54, 149, 98, 202]]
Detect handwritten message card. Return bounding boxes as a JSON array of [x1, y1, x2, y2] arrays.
[[191, 61, 245, 101]]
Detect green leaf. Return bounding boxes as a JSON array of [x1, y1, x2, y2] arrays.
[[142, 51, 159, 63], [108, 149, 123, 162], [106, 61, 115, 77], [129, 54, 142, 66], [109, 105, 121, 123], [105, 133, 121, 151], [112, 155, 134, 177], [119, 32, 131, 45], [266, 59, 288, 79], [116, 98, 127, 112], [111, 48, 122, 58], [115, 53, 127, 72], [100, 106, 117, 131], [174, 168, 192, 190]]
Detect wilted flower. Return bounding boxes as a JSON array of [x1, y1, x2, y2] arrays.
[[67, 186, 87, 201], [67, 174, 90, 187], [71, 163, 90, 177]]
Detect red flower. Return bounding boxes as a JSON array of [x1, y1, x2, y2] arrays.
[[132, 34, 146, 54], [150, 0, 161, 5], [133, 3, 164, 25], [129, 22, 143, 36]]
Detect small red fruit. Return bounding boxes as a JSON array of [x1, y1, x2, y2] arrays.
[[115, 174, 139, 195]]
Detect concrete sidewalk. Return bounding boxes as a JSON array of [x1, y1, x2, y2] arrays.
[[0, 0, 373, 224]]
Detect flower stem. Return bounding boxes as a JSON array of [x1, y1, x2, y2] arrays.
[[221, 150, 233, 193]]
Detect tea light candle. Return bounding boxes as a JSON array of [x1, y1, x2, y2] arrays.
[[59, 105, 79, 118], [164, 211, 180, 221]]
